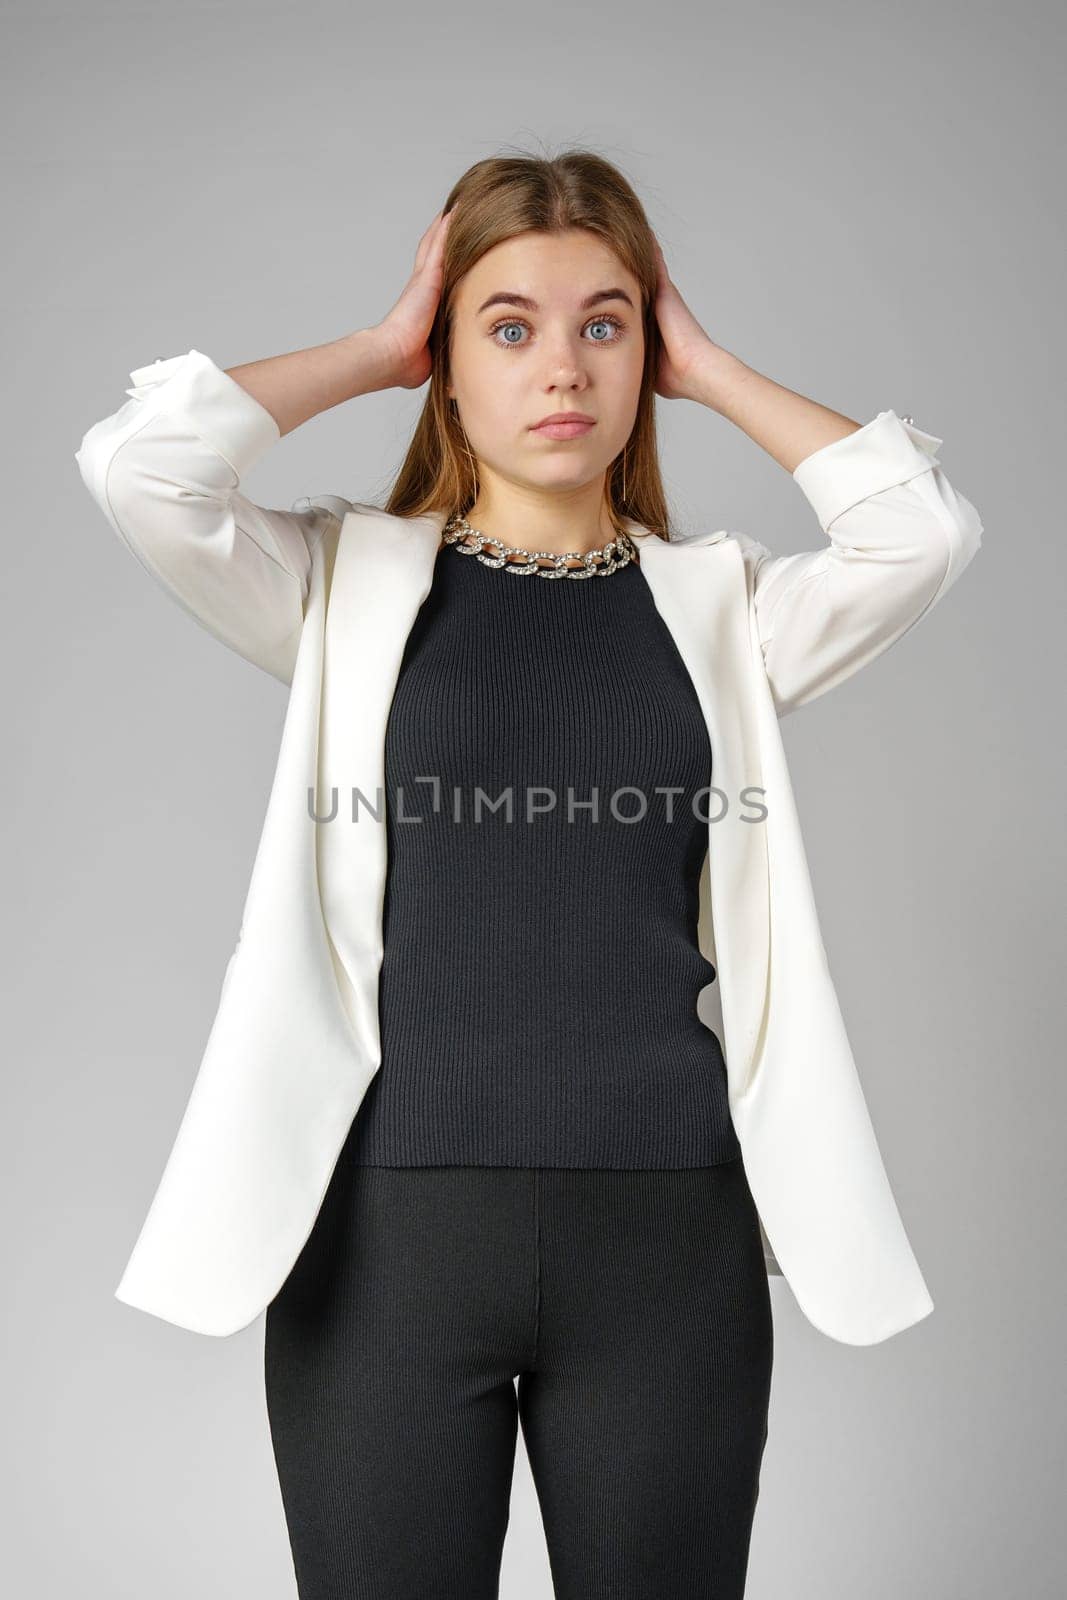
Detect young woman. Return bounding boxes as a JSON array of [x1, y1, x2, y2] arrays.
[[75, 150, 982, 1599]]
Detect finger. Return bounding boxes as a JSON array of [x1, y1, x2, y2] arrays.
[[431, 209, 453, 257], [416, 209, 453, 275], [413, 210, 444, 271]]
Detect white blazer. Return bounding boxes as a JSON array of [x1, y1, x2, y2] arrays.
[[74, 348, 983, 1346]]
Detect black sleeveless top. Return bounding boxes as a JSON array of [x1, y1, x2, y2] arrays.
[[346, 538, 741, 1168]]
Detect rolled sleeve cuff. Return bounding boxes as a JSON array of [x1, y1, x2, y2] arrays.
[[124, 347, 281, 479], [792, 410, 945, 533]]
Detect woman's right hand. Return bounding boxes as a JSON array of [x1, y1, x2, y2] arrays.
[[370, 209, 453, 391]]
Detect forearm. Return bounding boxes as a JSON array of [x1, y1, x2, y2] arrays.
[[689, 345, 864, 474], [224, 329, 395, 440]]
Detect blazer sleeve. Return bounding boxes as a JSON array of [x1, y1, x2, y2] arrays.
[[73, 347, 348, 684], [737, 410, 984, 719]]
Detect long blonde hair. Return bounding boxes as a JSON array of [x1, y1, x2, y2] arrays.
[[382, 145, 675, 543]]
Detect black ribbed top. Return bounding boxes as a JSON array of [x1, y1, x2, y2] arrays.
[[347, 538, 741, 1169]]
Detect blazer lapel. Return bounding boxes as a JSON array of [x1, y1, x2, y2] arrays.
[[627, 528, 771, 1102], [316, 507, 442, 1059]]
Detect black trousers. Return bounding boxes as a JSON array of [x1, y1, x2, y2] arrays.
[[264, 1150, 774, 1600]]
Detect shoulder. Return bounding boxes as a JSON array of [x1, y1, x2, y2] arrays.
[[290, 494, 366, 522], [727, 530, 773, 567], [667, 527, 769, 565]]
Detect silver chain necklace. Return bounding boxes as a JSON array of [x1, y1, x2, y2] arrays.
[[441, 512, 638, 579]]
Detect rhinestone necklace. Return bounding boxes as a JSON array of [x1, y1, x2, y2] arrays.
[[441, 512, 638, 579]]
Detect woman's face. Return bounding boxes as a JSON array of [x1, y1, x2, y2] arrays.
[[447, 229, 646, 503]]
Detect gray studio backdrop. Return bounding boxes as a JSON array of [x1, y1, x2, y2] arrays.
[[5, 1, 1063, 1596]]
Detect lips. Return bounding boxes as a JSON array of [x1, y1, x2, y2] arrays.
[[534, 418, 595, 440]]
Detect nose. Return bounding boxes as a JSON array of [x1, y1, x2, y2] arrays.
[[545, 352, 588, 388]]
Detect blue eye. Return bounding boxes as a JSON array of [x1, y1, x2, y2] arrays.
[[488, 314, 626, 350]]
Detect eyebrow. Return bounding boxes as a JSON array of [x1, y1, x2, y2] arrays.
[[475, 287, 636, 315]]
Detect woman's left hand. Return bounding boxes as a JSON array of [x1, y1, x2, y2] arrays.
[[650, 236, 725, 404]]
